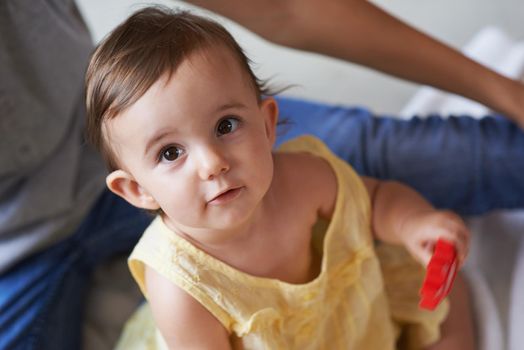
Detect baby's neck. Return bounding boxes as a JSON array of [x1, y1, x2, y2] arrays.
[[161, 152, 324, 284]]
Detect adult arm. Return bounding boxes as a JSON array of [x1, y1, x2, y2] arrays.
[[183, 0, 524, 127]]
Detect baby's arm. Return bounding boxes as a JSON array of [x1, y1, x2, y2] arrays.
[[144, 265, 231, 349], [362, 178, 469, 266]]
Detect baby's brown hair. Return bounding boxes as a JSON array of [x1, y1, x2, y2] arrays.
[[85, 6, 269, 171]]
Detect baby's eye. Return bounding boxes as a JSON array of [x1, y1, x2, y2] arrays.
[[159, 146, 183, 162], [216, 117, 240, 136]]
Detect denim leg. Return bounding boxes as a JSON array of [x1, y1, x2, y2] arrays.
[[0, 190, 152, 350], [276, 96, 524, 215]]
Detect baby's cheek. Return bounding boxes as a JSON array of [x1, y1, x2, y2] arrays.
[[165, 189, 201, 221]]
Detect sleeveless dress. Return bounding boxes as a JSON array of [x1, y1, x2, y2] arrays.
[[116, 136, 448, 350]]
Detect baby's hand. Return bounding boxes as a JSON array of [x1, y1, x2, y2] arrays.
[[399, 210, 470, 267]]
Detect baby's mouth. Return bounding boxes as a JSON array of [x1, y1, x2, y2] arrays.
[[208, 187, 243, 205]]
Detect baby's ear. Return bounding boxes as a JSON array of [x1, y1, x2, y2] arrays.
[[260, 97, 278, 144], [106, 170, 160, 210]]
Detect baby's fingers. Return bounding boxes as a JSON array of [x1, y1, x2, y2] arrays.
[[445, 227, 469, 266], [432, 227, 470, 267], [419, 247, 433, 267], [409, 240, 435, 267]]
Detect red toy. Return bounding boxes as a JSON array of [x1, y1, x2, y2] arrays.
[[419, 239, 458, 310]]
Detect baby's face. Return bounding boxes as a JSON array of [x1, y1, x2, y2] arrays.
[[105, 45, 277, 243]]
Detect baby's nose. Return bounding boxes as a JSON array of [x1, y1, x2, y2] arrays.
[[197, 146, 230, 180]]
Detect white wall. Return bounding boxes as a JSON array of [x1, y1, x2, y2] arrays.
[[76, 0, 524, 115]]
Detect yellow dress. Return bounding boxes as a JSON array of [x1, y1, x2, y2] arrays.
[[116, 136, 448, 350]]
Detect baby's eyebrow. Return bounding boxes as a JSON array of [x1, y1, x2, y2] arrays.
[[215, 102, 247, 113], [144, 129, 173, 157]]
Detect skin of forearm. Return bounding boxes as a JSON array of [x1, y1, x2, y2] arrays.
[[370, 180, 434, 245], [307, 0, 524, 125], [298, 0, 524, 119], [181, 0, 296, 44]]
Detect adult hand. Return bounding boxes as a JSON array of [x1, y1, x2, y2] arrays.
[[183, 0, 300, 46]]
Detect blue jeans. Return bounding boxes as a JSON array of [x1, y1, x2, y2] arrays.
[[0, 191, 152, 350], [1, 96, 523, 349], [276, 97, 524, 215]]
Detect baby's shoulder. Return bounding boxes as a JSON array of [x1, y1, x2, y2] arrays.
[[274, 151, 337, 219], [276, 151, 334, 181]]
